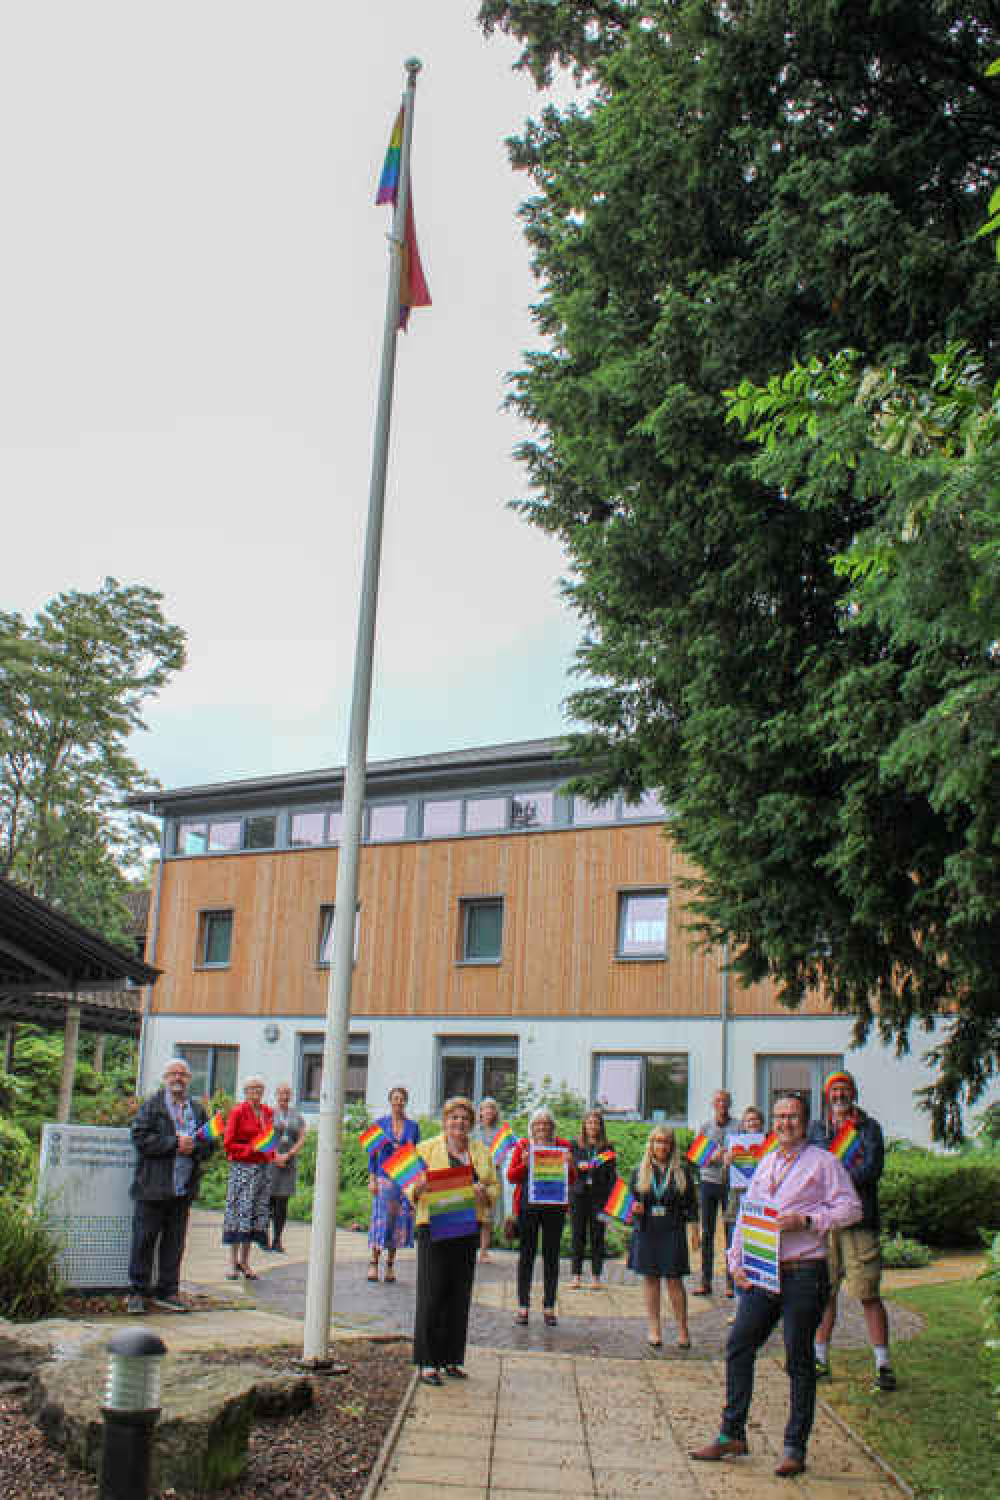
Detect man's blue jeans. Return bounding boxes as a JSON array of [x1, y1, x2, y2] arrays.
[[721, 1261, 831, 1460]]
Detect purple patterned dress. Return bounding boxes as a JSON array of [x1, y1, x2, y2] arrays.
[[368, 1114, 420, 1250]]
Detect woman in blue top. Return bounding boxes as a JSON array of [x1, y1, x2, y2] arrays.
[[367, 1085, 420, 1283]]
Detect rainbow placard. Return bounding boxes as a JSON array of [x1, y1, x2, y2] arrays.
[[490, 1124, 516, 1166], [383, 1142, 423, 1190], [829, 1119, 862, 1170], [359, 1122, 389, 1155], [425, 1164, 478, 1242], [528, 1145, 569, 1206], [686, 1132, 721, 1169], [195, 1111, 225, 1144], [601, 1176, 636, 1226], [739, 1197, 781, 1293], [728, 1132, 766, 1190], [252, 1124, 276, 1155]]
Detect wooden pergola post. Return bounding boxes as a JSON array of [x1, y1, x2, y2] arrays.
[[56, 998, 81, 1123], [92, 1033, 106, 1074]]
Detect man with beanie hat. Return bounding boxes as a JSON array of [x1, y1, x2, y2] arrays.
[[808, 1069, 895, 1391]]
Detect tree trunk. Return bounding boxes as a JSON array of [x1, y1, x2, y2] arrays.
[[57, 1001, 81, 1123]]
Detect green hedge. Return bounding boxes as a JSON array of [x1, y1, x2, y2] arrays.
[[880, 1154, 1000, 1248]]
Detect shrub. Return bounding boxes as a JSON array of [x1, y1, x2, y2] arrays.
[[0, 1118, 33, 1200], [979, 1230, 1000, 1419], [880, 1233, 933, 1269], [879, 1154, 1000, 1247], [0, 1195, 63, 1319]]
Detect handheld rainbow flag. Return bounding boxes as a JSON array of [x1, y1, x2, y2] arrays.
[[528, 1145, 569, 1206], [686, 1132, 721, 1169], [596, 1148, 616, 1166], [490, 1124, 516, 1166], [195, 1111, 225, 1144], [829, 1119, 862, 1170], [580, 1147, 616, 1170], [601, 1177, 636, 1226], [375, 105, 431, 330], [425, 1164, 478, 1242], [252, 1124, 277, 1155], [359, 1122, 389, 1155], [383, 1142, 423, 1190], [739, 1198, 781, 1293]]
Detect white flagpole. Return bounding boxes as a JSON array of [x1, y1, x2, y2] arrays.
[[302, 56, 422, 1365]]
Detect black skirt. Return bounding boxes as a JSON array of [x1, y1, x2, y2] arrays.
[[627, 1212, 691, 1279], [412, 1226, 478, 1369]]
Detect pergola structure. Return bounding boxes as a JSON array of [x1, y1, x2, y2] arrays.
[[0, 876, 159, 1120]]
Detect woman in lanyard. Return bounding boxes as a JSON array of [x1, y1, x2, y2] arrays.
[[628, 1126, 700, 1349]]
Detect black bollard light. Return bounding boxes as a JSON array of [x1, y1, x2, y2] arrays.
[[98, 1327, 166, 1500]]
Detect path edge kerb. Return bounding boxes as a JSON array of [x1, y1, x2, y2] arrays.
[[359, 1365, 419, 1500], [817, 1396, 916, 1499]]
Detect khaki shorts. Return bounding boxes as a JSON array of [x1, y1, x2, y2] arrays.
[[827, 1226, 882, 1300]]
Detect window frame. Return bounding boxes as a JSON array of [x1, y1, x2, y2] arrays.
[[297, 1031, 369, 1111], [175, 1042, 239, 1101], [195, 908, 233, 969], [316, 904, 361, 966], [436, 1034, 519, 1110], [457, 896, 504, 966], [616, 888, 669, 961], [591, 1051, 689, 1123]]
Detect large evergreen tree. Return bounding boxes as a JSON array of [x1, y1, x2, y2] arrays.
[[479, 1, 1000, 1137]]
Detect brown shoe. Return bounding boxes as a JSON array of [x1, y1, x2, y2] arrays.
[[774, 1457, 806, 1478], [690, 1438, 749, 1461], [691, 1284, 712, 1296]]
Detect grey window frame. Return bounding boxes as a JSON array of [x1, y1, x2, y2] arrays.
[[297, 1031, 369, 1111], [591, 1051, 689, 1123], [436, 1034, 519, 1110], [316, 904, 361, 966], [754, 1053, 844, 1127], [175, 1042, 239, 1100], [196, 909, 233, 969], [616, 888, 669, 961], [458, 896, 504, 965]]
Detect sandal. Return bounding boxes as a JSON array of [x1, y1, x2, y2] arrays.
[[383, 1267, 396, 1284], [515, 1309, 529, 1326], [240, 1268, 258, 1280], [569, 1277, 582, 1290], [367, 1258, 379, 1283], [646, 1336, 663, 1348], [678, 1335, 692, 1350]]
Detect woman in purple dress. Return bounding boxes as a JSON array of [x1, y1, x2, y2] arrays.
[[367, 1085, 420, 1283]]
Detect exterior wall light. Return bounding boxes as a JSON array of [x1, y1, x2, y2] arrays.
[[264, 1023, 281, 1043], [99, 1327, 166, 1500]]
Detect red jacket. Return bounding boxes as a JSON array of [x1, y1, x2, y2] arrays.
[[224, 1100, 274, 1165], [507, 1137, 577, 1216]]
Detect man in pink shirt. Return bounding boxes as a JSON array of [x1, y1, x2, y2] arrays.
[[691, 1092, 861, 1479]]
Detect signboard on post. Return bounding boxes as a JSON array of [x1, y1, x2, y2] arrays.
[[37, 1124, 136, 1289]]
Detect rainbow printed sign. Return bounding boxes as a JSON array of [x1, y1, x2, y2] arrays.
[[196, 1111, 225, 1144], [601, 1177, 636, 1226], [359, 1122, 388, 1155], [728, 1132, 766, 1190], [425, 1164, 478, 1242], [528, 1145, 569, 1206], [686, 1132, 721, 1169], [739, 1198, 781, 1293], [490, 1124, 516, 1166], [383, 1142, 423, 1190], [252, 1124, 276, 1155], [829, 1119, 862, 1170]]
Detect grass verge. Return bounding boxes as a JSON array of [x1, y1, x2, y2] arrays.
[[822, 1280, 992, 1500]]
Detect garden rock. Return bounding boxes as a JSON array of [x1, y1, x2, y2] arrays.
[[26, 1350, 313, 1493]]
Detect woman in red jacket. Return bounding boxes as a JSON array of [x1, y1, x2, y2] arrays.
[[508, 1107, 577, 1326], [222, 1076, 274, 1280]]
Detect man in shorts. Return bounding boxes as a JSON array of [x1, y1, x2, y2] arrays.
[[808, 1070, 896, 1391]]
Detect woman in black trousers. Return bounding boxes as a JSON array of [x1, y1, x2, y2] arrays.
[[507, 1107, 576, 1326], [569, 1108, 617, 1289]]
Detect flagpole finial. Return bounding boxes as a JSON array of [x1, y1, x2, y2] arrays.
[[405, 57, 422, 81]]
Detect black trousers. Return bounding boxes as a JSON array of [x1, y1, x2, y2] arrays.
[[517, 1206, 565, 1309], [269, 1195, 289, 1247], [722, 1261, 831, 1460], [699, 1181, 728, 1289], [128, 1195, 192, 1298], [412, 1227, 478, 1369], [570, 1192, 606, 1277]]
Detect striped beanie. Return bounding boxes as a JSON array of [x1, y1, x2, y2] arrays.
[[823, 1070, 856, 1102]]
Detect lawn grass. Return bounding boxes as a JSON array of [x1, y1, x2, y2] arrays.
[[822, 1280, 993, 1500]]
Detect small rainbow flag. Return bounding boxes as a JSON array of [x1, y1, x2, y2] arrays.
[[686, 1132, 721, 1168], [252, 1124, 276, 1155], [359, 1122, 388, 1155], [597, 1148, 616, 1165], [829, 1119, 862, 1169], [490, 1124, 516, 1166], [196, 1111, 225, 1143], [375, 108, 403, 205], [528, 1145, 568, 1206], [425, 1164, 478, 1242], [580, 1147, 616, 1170], [601, 1177, 635, 1226], [383, 1142, 423, 1189]]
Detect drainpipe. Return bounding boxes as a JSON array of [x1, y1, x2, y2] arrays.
[[135, 809, 166, 1097], [720, 940, 730, 1094]]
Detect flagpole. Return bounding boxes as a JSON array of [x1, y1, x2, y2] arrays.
[[301, 56, 422, 1366]]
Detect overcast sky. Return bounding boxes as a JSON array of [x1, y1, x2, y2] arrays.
[[1, 3, 581, 791]]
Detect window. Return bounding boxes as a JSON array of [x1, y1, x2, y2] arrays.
[[465, 796, 507, 833], [290, 810, 325, 847], [422, 798, 462, 837], [369, 803, 406, 842], [207, 819, 241, 851], [177, 820, 207, 855], [755, 1054, 843, 1126], [197, 910, 233, 967], [438, 1035, 518, 1110], [573, 795, 616, 825], [244, 814, 277, 849], [593, 1053, 688, 1121], [622, 790, 666, 819], [298, 1032, 368, 1107], [317, 904, 360, 965], [176, 1043, 239, 1101], [617, 890, 668, 959], [459, 898, 503, 963], [510, 791, 554, 829]]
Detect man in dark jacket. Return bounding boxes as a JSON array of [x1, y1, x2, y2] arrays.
[[126, 1057, 213, 1314], [808, 1070, 895, 1391]]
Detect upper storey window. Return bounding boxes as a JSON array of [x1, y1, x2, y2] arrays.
[[465, 796, 507, 833], [572, 795, 616, 826]]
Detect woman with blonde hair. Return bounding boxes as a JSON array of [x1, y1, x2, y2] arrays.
[[628, 1125, 700, 1349]]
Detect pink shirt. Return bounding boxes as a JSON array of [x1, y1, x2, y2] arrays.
[[727, 1142, 861, 1274]]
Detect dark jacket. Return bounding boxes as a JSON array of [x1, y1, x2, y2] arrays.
[[628, 1160, 699, 1227], [569, 1140, 617, 1209], [130, 1088, 212, 1202], [808, 1108, 884, 1231]]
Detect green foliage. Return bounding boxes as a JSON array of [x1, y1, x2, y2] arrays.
[[478, 1, 1000, 1142], [0, 1118, 33, 1199], [979, 1230, 1000, 1418], [879, 1232, 933, 1269], [879, 1154, 1000, 1247], [3, 1027, 139, 1142], [0, 1196, 63, 1320], [974, 1103, 1000, 1148], [0, 576, 185, 941]]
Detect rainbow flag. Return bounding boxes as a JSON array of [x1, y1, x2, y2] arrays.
[[580, 1147, 616, 1170], [375, 104, 431, 330], [252, 1124, 276, 1155], [601, 1177, 636, 1226], [383, 1142, 423, 1189], [829, 1119, 862, 1169], [739, 1198, 781, 1292], [359, 1122, 388, 1155], [375, 108, 403, 204], [597, 1148, 616, 1166], [490, 1124, 516, 1166], [195, 1110, 225, 1144], [425, 1164, 478, 1242], [686, 1132, 721, 1169], [528, 1145, 569, 1206], [755, 1132, 778, 1157]]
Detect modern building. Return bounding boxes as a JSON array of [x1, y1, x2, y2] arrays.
[[131, 737, 956, 1141]]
